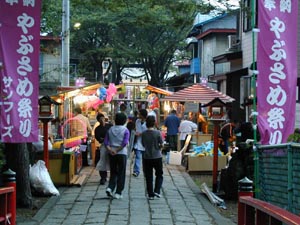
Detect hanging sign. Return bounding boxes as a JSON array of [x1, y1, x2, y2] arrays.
[[0, 1, 41, 142], [257, 1, 298, 144]]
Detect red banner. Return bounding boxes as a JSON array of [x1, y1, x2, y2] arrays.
[[0, 1, 41, 142], [257, 1, 298, 144]]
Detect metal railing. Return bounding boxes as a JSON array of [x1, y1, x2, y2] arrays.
[[239, 196, 300, 225]]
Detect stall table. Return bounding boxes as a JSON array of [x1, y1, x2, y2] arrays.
[[35, 150, 82, 186]]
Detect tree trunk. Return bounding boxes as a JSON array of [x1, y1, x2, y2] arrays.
[[5, 143, 33, 208]]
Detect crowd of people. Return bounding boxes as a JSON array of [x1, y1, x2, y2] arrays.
[[53, 102, 256, 201]]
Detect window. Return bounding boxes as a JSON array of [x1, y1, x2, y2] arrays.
[[242, 0, 257, 32]]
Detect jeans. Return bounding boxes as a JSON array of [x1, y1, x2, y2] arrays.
[[144, 158, 163, 197], [133, 149, 144, 175], [107, 154, 127, 195]]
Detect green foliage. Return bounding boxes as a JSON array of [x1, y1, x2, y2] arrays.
[[41, 0, 62, 36], [287, 129, 300, 143], [42, 0, 228, 86]]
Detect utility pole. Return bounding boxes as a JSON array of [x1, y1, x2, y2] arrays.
[[61, 0, 70, 87]]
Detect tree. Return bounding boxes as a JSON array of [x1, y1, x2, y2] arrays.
[[68, 0, 199, 87], [106, 0, 199, 87], [4, 143, 33, 207], [41, 0, 62, 36], [42, 0, 232, 87]]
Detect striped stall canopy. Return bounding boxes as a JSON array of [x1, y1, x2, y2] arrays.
[[164, 84, 235, 104]]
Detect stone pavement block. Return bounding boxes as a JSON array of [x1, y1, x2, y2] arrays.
[[19, 158, 235, 225], [151, 212, 172, 220], [151, 218, 174, 225], [62, 214, 86, 224], [85, 212, 106, 223]]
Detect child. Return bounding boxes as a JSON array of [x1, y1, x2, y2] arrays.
[[105, 112, 130, 199], [141, 115, 163, 200]]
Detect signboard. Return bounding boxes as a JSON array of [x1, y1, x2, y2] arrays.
[[257, 1, 298, 144], [184, 102, 198, 113], [0, 1, 41, 142]]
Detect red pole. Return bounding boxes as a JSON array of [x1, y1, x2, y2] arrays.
[[43, 121, 49, 169], [3, 169, 16, 225], [212, 121, 219, 193]]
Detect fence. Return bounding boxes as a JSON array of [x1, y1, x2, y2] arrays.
[[257, 143, 300, 214]]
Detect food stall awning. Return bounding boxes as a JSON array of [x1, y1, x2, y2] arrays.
[[56, 83, 101, 98], [144, 85, 173, 96], [164, 83, 235, 104]]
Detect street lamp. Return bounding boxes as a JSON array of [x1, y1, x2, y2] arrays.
[[74, 22, 81, 29], [203, 97, 226, 193], [38, 96, 60, 169]]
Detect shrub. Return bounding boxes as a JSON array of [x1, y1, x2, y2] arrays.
[[287, 128, 300, 143]]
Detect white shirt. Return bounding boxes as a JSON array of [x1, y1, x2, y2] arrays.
[[133, 118, 147, 151], [179, 120, 197, 140]]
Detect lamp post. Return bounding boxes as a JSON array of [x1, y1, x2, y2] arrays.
[[203, 98, 226, 193], [38, 96, 60, 169], [61, 0, 70, 87]]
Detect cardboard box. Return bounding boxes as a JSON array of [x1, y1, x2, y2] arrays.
[[195, 134, 212, 146], [188, 155, 227, 172]]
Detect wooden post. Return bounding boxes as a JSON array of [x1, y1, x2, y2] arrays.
[[43, 121, 49, 169], [39, 116, 53, 169], [212, 121, 219, 193]]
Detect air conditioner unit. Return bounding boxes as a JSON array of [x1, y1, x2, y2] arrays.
[[228, 35, 237, 49]]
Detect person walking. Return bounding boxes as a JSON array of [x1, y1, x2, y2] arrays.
[[105, 112, 130, 199], [164, 109, 180, 151], [142, 115, 163, 200], [94, 113, 113, 185], [132, 109, 148, 177], [179, 115, 197, 151]]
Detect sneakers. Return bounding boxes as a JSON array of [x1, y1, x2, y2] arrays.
[[106, 188, 122, 199], [106, 188, 113, 198], [154, 192, 161, 198], [148, 196, 155, 200], [132, 172, 138, 177], [114, 193, 123, 199]]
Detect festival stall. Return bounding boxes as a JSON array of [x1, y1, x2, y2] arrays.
[[39, 83, 119, 185], [164, 83, 235, 172]]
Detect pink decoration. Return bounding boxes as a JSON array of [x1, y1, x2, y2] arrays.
[[106, 83, 117, 103]]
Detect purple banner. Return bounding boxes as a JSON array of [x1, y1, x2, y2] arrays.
[[0, 1, 41, 143], [257, 1, 298, 144]]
